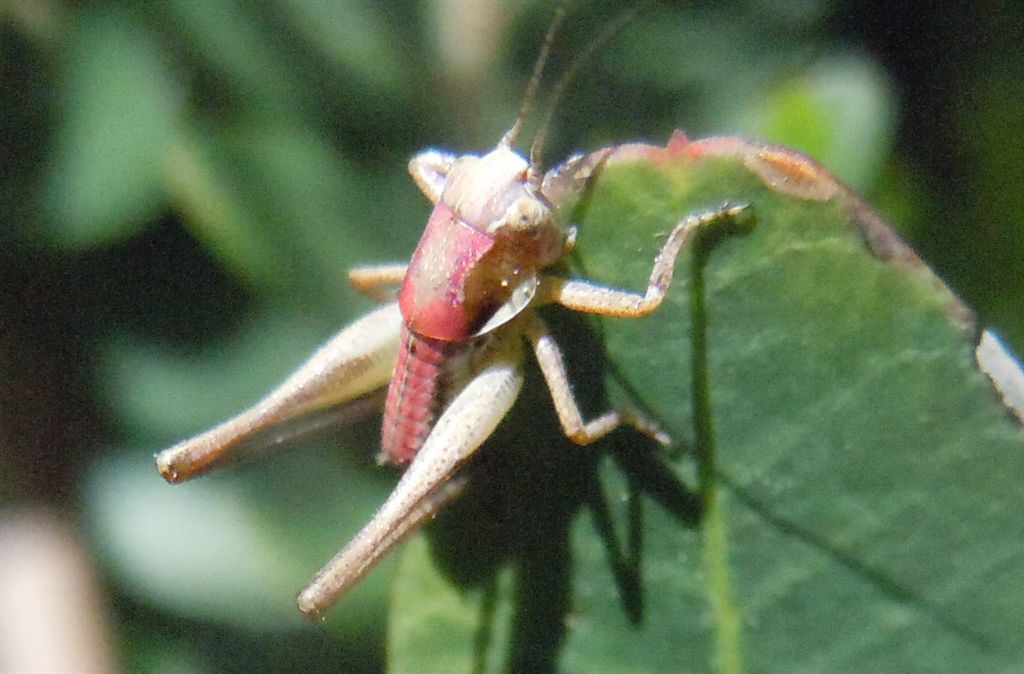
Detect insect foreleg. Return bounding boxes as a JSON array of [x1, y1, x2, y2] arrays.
[[156, 302, 402, 483], [408, 150, 457, 203], [541, 203, 754, 318], [348, 264, 408, 301], [526, 314, 670, 446], [296, 344, 525, 618]]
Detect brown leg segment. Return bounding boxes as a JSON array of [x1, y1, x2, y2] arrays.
[[348, 264, 408, 301]]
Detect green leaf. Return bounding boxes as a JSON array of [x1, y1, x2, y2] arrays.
[[276, 0, 407, 94], [161, 134, 289, 289], [388, 134, 1024, 673], [157, 0, 300, 109], [84, 447, 394, 638], [43, 8, 180, 247], [173, 117, 423, 294]]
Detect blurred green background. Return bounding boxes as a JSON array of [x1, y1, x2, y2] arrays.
[[1, 0, 1021, 672]]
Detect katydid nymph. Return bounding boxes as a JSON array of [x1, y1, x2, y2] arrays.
[[155, 7, 753, 619]]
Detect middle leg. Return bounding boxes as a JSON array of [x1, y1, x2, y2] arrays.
[[526, 314, 670, 447]]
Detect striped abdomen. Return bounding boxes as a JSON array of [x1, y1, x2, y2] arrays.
[[380, 326, 466, 464]]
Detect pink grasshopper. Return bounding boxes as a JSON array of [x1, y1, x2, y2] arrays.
[[155, 13, 751, 619]]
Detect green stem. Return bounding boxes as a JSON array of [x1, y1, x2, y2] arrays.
[[690, 244, 744, 674]]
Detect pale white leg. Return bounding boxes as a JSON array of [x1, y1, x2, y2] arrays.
[[526, 314, 670, 446], [541, 204, 752, 317], [296, 344, 525, 618], [156, 302, 402, 483], [408, 150, 457, 203], [348, 264, 408, 301]]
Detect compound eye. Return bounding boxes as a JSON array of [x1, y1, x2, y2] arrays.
[[491, 195, 550, 234]]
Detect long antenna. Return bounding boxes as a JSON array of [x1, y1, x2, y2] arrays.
[[529, 1, 649, 170], [501, 7, 567, 149]]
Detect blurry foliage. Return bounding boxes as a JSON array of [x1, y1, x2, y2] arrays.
[[1, 0, 1022, 672]]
